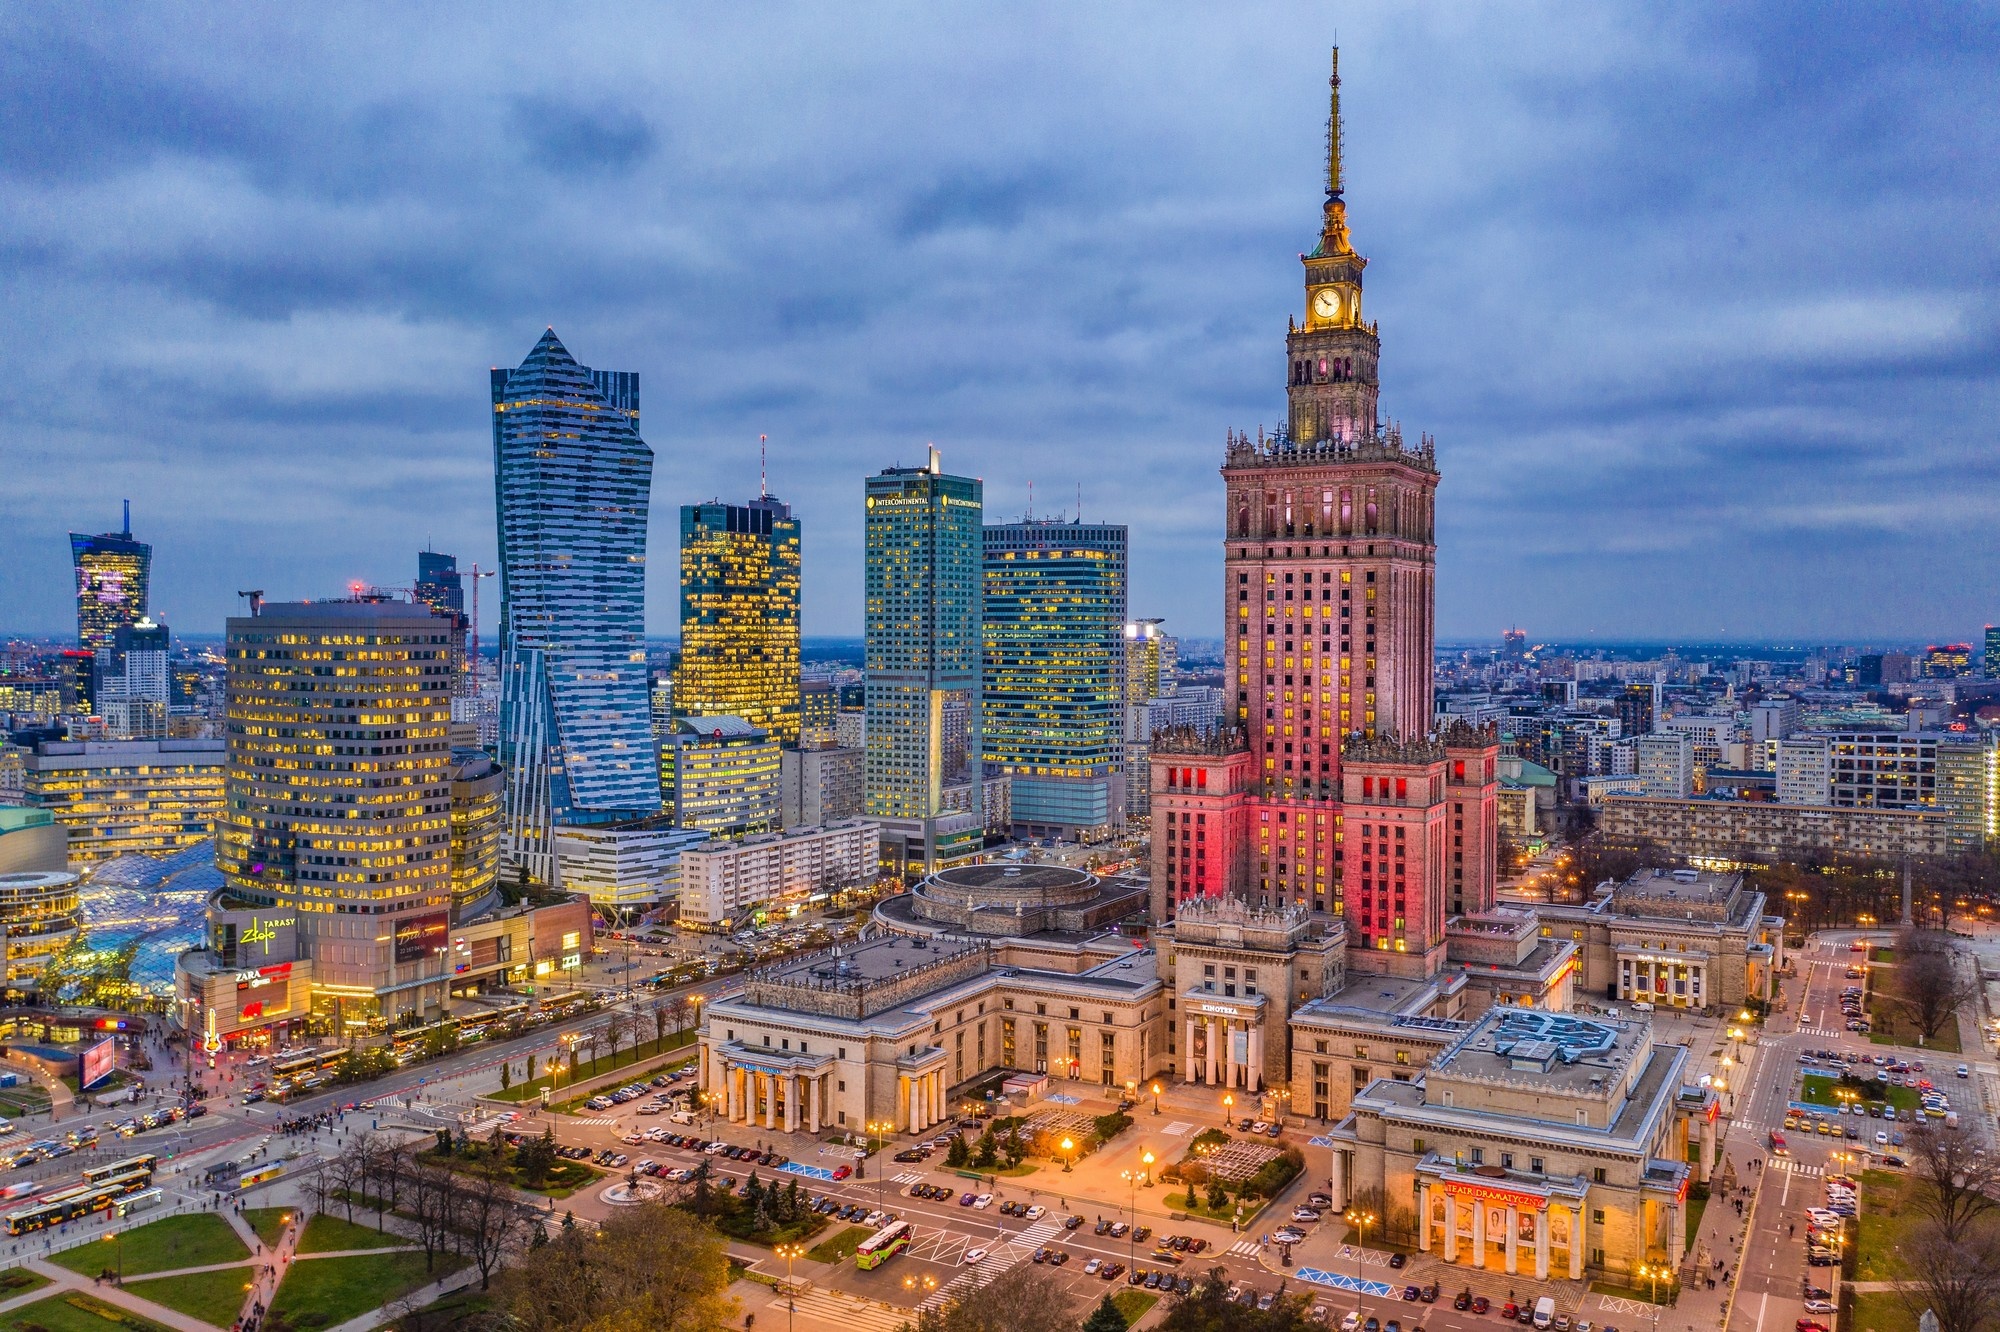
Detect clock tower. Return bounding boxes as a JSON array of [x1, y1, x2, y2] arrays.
[[1287, 50, 1380, 446]]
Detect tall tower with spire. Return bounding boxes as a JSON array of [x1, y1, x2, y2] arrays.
[[1152, 50, 1495, 980]]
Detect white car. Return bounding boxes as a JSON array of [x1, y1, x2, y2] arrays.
[[1084, 1258, 1103, 1275], [1293, 1207, 1323, 1223], [1958, 1065, 1971, 1078], [964, 1248, 988, 1265], [972, 1193, 994, 1209], [1875, 1131, 1889, 1145], [1025, 1205, 1045, 1220], [1805, 1302, 1836, 1315], [1342, 1314, 1363, 1332]]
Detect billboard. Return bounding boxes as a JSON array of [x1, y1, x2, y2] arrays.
[[79, 1037, 116, 1092], [393, 912, 449, 964]]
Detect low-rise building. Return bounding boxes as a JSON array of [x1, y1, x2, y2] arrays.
[[22, 738, 226, 863], [0, 807, 67, 875], [0, 869, 81, 998], [660, 716, 781, 837], [1598, 794, 1946, 861], [676, 819, 877, 930], [1513, 867, 1783, 1011], [1326, 1007, 1717, 1283], [554, 824, 711, 914]]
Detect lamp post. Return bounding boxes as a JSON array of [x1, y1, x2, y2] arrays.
[[1344, 1209, 1375, 1318], [1120, 1150, 1154, 1273], [102, 1230, 121, 1283], [775, 1242, 805, 1332], [1061, 1137, 1075, 1172], [868, 1120, 893, 1212], [1222, 1091, 1234, 1128], [1151, 1082, 1162, 1117], [1636, 1260, 1671, 1332]]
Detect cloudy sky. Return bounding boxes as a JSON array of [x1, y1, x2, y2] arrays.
[[3, 3, 1996, 645]]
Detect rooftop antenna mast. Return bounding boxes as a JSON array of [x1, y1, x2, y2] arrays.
[[121, 499, 131, 539], [759, 434, 768, 500], [236, 589, 264, 618], [1027, 480, 1033, 521]]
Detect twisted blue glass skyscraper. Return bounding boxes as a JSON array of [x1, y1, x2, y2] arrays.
[[494, 330, 661, 885]]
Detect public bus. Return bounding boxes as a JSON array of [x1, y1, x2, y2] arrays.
[[112, 1188, 163, 1219], [83, 1154, 158, 1185], [4, 1169, 153, 1235], [854, 1220, 914, 1270], [239, 1164, 284, 1190]]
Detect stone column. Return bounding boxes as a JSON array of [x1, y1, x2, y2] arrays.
[[1224, 1023, 1238, 1090], [898, 1075, 910, 1132], [1442, 1193, 1458, 1262], [1330, 1149, 1347, 1212], [722, 1063, 737, 1120], [764, 1072, 777, 1129], [1472, 1199, 1486, 1269], [1418, 1183, 1432, 1251], [806, 1074, 819, 1132], [1248, 1027, 1263, 1094], [1534, 1207, 1550, 1281], [1505, 1204, 1519, 1274], [1184, 1018, 1196, 1080], [1207, 1019, 1221, 1086], [1569, 1204, 1584, 1279], [784, 1075, 797, 1133], [1668, 1201, 1686, 1267]]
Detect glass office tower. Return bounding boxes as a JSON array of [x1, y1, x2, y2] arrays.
[[982, 520, 1128, 836], [70, 501, 151, 656], [678, 497, 802, 743], [864, 448, 983, 870], [493, 331, 662, 886]]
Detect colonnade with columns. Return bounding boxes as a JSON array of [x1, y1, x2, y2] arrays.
[[1183, 1015, 1263, 1092], [898, 1067, 946, 1134], [1418, 1183, 1585, 1282], [719, 1061, 831, 1134]]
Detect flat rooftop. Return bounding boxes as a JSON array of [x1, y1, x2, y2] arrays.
[[768, 934, 983, 984], [1432, 1008, 1644, 1094], [1614, 867, 1738, 907]]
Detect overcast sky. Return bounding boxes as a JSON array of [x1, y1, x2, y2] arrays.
[[3, 3, 1996, 646]]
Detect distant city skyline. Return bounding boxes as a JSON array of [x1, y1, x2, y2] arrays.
[[2, 10, 1995, 643]]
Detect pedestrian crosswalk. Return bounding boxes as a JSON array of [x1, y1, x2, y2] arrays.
[[1796, 1028, 1843, 1038], [893, 1170, 925, 1184], [919, 1218, 1063, 1311], [1771, 1159, 1823, 1177], [773, 1286, 910, 1332], [1226, 1239, 1263, 1258], [573, 1116, 618, 1127]]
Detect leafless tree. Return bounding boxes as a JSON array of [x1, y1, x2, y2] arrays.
[[405, 1159, 460, 1272], [1907, 1124, 2000, 1245], [1895, 1221, 2000, 1332], [454, 1157, 526, 1290], [646, 998, 669, 1052], [327, 1141, 365, 1224], [1889, 931, 1979, 1043], [665, 995, 696, 1039], [499, 1203, 733, 1332]]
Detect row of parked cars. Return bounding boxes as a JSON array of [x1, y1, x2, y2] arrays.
[[1804, 1172, 1857, 1270], [583, 1068, 691, 1112]]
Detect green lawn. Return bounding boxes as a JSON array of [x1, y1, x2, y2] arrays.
[[378, 1286, 494, 1332], [0, 1269, 49, 1299], [1111, 1290, 1159, 1324], [297, 1212, 413, 1254], [50, 1213, 248, 1278], [1869, 1014, 1961, 1053], [488, 1032, 696, 1104], [244, 1207, 293, 1250], [1683, 1192, 1708, 1251], [807, 1225, 874, 1264], [127, 1264, 255, 1328], [270, 1251, 464, 1330], [1797, 1075, 1919, 1112], [2, 1292, 177, 1332], [1853, 1169, 1919, 1282], [1850, 1291, 1918, 1332]]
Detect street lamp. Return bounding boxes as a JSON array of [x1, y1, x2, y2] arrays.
[[1151, 1082, 1162, 1117], [1222, 1092, 1234, 1127], [1636, 1260, 1670, 1332], [867, 1120, 893, 1211], [775, 1242, 806, 1332], [1344, 1209, 1376, 1318], [1061, 1137, 1075, 1172], [102, 1230, 121, 1283]]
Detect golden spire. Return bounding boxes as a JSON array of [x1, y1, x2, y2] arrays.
[[1326, 47, 1344, 201], [1317, 47, 1354, 258]]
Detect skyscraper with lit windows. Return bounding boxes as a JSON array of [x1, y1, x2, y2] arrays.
[[982, 520, 1126, 836], [492, 331, 662, 886], [678, 497, 801, 743], [864, 448, 983, 870], [70, 501, 151, 657], [218, 596, 456, 1026]]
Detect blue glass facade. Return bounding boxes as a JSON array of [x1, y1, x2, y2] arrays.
[[493, 331, 661, 885], [982, 520, 1127, 834], [864, 452, 983, 867]]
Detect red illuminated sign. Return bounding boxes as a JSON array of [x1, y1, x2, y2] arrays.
[[1442, 1179, 1548, 1211]]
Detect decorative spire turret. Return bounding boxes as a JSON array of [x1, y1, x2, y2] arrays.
[[1318, 47, 1354, 259]]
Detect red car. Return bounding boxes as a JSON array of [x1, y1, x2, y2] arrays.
[[831, 1165, 851, 1180]]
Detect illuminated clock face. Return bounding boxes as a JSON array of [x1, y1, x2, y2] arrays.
[[1313, 288, 1341, 320]]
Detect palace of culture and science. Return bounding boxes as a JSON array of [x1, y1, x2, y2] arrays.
[[699, 53, 1783, 1283]]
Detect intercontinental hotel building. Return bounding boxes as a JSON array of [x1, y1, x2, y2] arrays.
[[699, 51, 1776, 1284]]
